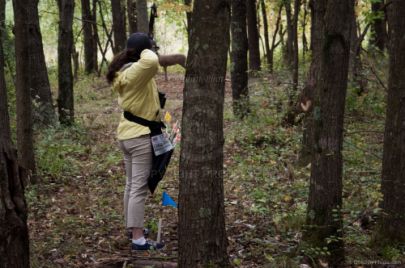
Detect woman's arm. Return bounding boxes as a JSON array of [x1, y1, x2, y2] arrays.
[[124, 49, 159, 87]]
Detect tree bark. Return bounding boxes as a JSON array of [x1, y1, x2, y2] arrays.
[[127, 0, 137, 33], [292, 0, 300, 92], [302, 0, 353, 266], [57, 0, 75, 125], [298, 0, 323, 165], [92, 0, 99, 72], [178, 0, 230, 267], [81, 0, 97, 73], [349, 6, 366, 95], [370, 0, 387, 51], [269, 5, 282, 73], [13, 0, 37, 184], [378, 0, 405, 244], [283, 0, 300, 125], [26, 0, 56, 126], [136, 0, 148, 33], [284, 0, 293, 66], [0, 140, 30, 268], [231, 0, 249, 118], [111, 0, 127, 53], [302, 0, 309, 57], [246, 0, 261, 71], [0, 14, 29, 257], [0, 0, 10, 142], [260, 0, 270, 66]]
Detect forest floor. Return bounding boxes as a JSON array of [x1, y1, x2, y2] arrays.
[[26, 65, 405, 267]]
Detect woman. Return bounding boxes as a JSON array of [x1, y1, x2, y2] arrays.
[[106, 32, 163, 250]]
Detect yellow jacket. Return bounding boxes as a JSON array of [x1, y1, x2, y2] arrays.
[[113, 49, 161, 140]]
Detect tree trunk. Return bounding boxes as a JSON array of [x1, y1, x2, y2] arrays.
[[349, 7, 366, 95], [260, 0, 270, 66], [72, 48, 79, 80], [111, 0, 127, 53], [178, 0, 230, 267], [370, 0, 387, 51], [92, 0, 99, 72], [0, 141, 30, 268], [302, 0, 308, 57], [57, 0, 75, 125], [26, 0, 56, 126], [13, 0, 37, 184], [269, 5, 282, 73], [283, 0, 300, 125], [292, 0, 300, 92], [284, 0, 293, 67], [378, 0, 405, 244], [0, 0, 10, 142], [127, 0, 137, 33], [246, 0, 261, 71], [302, 0, 353, 266], [231, 0, 249, 118], [0, 14, 29, 257], [81, 0, 96, 73], [136, 0, 148, 33], [298, 0, 323, 165]]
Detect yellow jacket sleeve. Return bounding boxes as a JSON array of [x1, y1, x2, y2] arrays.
[[121, 49, 159, 89]]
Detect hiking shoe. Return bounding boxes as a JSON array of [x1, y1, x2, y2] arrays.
[[131, 240, 164, 251]]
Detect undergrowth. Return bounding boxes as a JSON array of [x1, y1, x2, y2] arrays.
[[26, 55, 405, 267]]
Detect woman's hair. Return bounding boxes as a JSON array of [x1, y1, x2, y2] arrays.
[[106, 49, 137, 83], [106, 32, 152, 84]]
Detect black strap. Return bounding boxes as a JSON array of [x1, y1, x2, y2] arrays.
[[123, 111, 165, 130]]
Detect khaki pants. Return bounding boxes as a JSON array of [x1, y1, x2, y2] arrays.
[[119, 135, 152, 228]]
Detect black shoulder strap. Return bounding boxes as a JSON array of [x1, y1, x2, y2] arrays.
[[123, 111, 165, 130]]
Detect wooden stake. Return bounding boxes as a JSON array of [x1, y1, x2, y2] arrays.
[[157, 218, 163, 243]]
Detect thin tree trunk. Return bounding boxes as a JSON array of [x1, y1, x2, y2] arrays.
[[13, 0, 37, 184], [370, 0, 387, 51], [283, 0, 300, 125], [378, 0, 405, 244], [81, 0, 96, 73], [231, 0, 249, 118], [178, 0, 230, 266], [57, 0, 75, 125], [260, 0, 270, 66], [292, 0, 300, 92], [127, 0, 137, 33], [97, 0, 114, 74], [246, 0, 261, 71], [349, 3, 367, 95], [92, 0, 99, 72], [111, 0, 127, 53], [298, 0, 321, 165], [136, 0, 148, 33], [302, 0, 353, 266], [284, 0, 293, 66], [269, 5, 282, 73], [302, 0, 308, 58], [72, 48, 79, 80], [27, 0, 56, 126]]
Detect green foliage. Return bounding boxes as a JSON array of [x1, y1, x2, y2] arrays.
[[380, 246, 402, 261], [36, 124, 88, 180]]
